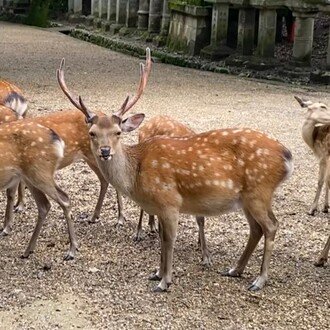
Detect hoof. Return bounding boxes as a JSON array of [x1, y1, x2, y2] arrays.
[[221, 269, 241, 277], [307, 209, 316, 216], [314, 259, 327, 267], [149, 273, 162, 281], [133, 233, 143, 242], [21, 251, 33, 259], [153, 286, 167, 293], [88, 217, 100, 224], [248, 284, 261, 292], [63, 252, 75, 261], [14, 205, 25, 213], [201, 258, 212, 268], [322, 208, 329, 214], [0, 230, 9, 238]]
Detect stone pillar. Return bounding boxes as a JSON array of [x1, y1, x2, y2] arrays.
[[256, 8, 277, 58], [138, 0, 149, 30], [161, 0, 170, 35], [148, 0, 162, 33], [91, 0, 99, 16], [126, 0, 139, 27], [292, 11, 315, 66], [73, 0, 82, 13], [116, 0, 127, 25], [327, 27, 330, 70], [99, 0, 107, 18], [107, 0, 116, 21], [68, 0, 74, 12], [201, 3, 232, 60], [237, 8, 256, 56]]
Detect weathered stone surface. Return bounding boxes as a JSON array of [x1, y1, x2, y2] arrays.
[[256, 8, 276, 58]]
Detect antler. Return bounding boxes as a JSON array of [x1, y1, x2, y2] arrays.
[[57, 58, 96, 121], [115, 48, 152, 117]]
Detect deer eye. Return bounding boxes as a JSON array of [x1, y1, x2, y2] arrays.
[[116, 131, 121, 136], [89, 131, 96, 138]]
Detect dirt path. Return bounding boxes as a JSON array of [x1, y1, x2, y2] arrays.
[[0, 22, 329, 329]]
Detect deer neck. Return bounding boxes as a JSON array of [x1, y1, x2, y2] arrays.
[[98, 144, 139, 197], [302, 118, 318, 150]]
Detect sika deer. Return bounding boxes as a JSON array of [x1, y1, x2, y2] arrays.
[[0, 120, 77, 259], [0, 80, 28, 119], [58, 49, 293, 291], [294, 96, 330, 215], [0, 110, 127, 235], [136, 115, 211, 266], [294, 96, 330, 267]]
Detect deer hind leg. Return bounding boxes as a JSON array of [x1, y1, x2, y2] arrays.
[[196, 216, 212, 267], [152, 213, 179, 292], [322, 163, 330, 213], [85, 160, 109, 223], [309, 161, 326, 216], [314, 234, 330, 267], [22, 185, 51, 258], [1, 183, 19, 236], [134, 209, 145, 241], [222, 207, 263, 278], [14, 181, 26, 213], [247, 206, 279, 291]]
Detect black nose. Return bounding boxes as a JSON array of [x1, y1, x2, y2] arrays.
[[100, 147, 110, 158]]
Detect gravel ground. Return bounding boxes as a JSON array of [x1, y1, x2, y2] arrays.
[[0, 22, 329, 329]]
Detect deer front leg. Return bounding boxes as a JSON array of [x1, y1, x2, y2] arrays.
[[134, 209, 145, 241], [14, 181, 26, 213], [309, 162, 326, 216], [86, 161, 109, 223], [314, 235, 330, 267], [196, 216, 212, 267], [153, 214, 179, 292], [1, 184, 19, 237], [115, 190, 126, 227]]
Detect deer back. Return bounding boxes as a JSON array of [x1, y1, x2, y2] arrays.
[[131, 128, 292, 214], [139, 115, 195, 142], [0, 80, 28, 118], [0, 121, 64, 189], [0, 104, 17, 124]]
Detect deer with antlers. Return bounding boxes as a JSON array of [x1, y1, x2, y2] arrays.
[[294, 96, 329, 266], [136, 115, 211, 266], [0, 120, 78, 259], [57, 48, 293, 291]]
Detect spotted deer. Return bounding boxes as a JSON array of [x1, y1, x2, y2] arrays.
[[58, 48, 293, 291], [294, 96, 330, 266], [136, 115, 211, 266], [0, 109, 127, 234], [0, 120, 78, 259], [0, 80, 28, 119]]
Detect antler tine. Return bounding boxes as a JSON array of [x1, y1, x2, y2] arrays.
[[115, 48, 152, 117], [57, 58, 95, 120]]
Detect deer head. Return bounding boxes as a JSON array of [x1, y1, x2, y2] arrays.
[[294, 96, 330, 124], [57, 49, 151, 161]]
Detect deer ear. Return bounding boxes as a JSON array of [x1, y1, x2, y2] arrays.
[[294, 96, 313, 108], [121, 114, 145, 132]]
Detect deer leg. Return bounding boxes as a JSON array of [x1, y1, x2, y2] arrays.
[[149, 220, 164, 281], [247, 208, 279, 291], [1, 183, 19, 236], [154, 214, 179, 292], [115, 190, 126, 227], [148, 214, 157, 232], [54, 184, 78, 260], [196, 216, 212, 267], [86, 160, 109, 223], [323, 187, 329, 213], [222, 208, 263, 277], [134, 209, 145, 241], [309, 162, 326, 216], [314, 235, 330, 267], [14, 181, 26, 213], [22, 185, 51, 258]]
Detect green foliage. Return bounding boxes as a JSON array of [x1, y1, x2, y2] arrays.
[[170, 0, 206, 6], [25, 0, 51, 27]]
